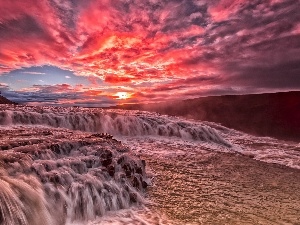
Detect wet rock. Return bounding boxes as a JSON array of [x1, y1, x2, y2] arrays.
[[132, 176, 141, 189], [136, 166, 143, 175], [107, 165, 115, 176], [50, 144, 60, 154], [44, 164, 51, 172], [115, 144, 129, 153], [42, 130, 53, 136], [49, 174, 61, 184], [79, 140, 90, 146], [141, 159, 146, 168], [129, 192, 138, 203], [122, 163, 133, 177], [117, 156, 125, 164], [97, 149, 113, 167], [83, 159, 95, 168], [0, 145, 9, 150], [116, 155, 148, 189], [142, 181, 148, 189], [90, 133, 113, 139]]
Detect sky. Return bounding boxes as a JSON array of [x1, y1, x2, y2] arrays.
[[0, 0, 300, 106]]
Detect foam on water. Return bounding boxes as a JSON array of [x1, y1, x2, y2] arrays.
[[0, 126, 150, 225], [0, 105, 231, 147], [1, 105, 300, 224], [68, 207, 178, 225]]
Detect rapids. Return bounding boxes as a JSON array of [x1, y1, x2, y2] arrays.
[[0, 126, 149, 225], [0, 105, 231, 147], [0, 105, 300, 224]]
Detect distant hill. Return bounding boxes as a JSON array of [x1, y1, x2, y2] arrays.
[[0, 95, 17, 104], [114, 91, 300, 142]]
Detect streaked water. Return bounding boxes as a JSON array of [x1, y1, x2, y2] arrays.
[[0, 105, 300, 224]]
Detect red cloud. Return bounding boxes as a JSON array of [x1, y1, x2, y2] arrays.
[[1, 0, 300, 105], [85, 90, 103, 96], [208, 0, 244, 22], [105, 75, 131, 84]]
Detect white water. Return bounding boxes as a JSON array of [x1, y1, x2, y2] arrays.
[[0, 124, 149, 225], [0, 105, 231, 147], [0, 105, 300, 224]]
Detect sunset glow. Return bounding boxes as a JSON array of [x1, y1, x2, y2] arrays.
[[114, 92, 131, 100], [0, 0, 299, 106]]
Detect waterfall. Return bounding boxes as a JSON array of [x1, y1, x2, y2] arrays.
[[0, 125, 149, 225], [0, 105, 232, 224], [0, 105, 231, 147]]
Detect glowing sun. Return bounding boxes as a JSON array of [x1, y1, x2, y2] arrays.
[[114, 92, 131, 100]]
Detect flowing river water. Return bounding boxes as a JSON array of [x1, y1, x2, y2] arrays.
[[0, 105, 300, 224]]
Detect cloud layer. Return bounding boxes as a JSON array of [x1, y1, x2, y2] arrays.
[[0, 0, 299, 105]]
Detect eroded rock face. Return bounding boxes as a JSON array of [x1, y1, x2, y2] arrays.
[[0, 128, 149, 225]]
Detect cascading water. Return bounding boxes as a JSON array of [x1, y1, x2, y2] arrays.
[[0, 105, 234, 224], [0, 172, 52, 225], [0, 105, 231, 147], [0, 125, 149, 225], [4, 105, 300, 224]]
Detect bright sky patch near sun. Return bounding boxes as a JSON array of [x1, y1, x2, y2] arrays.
[[114, 92, 132, 100], [0, 0, 300, 106]]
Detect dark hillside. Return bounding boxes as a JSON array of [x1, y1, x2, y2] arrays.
[[0, 95, 17, 104]]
